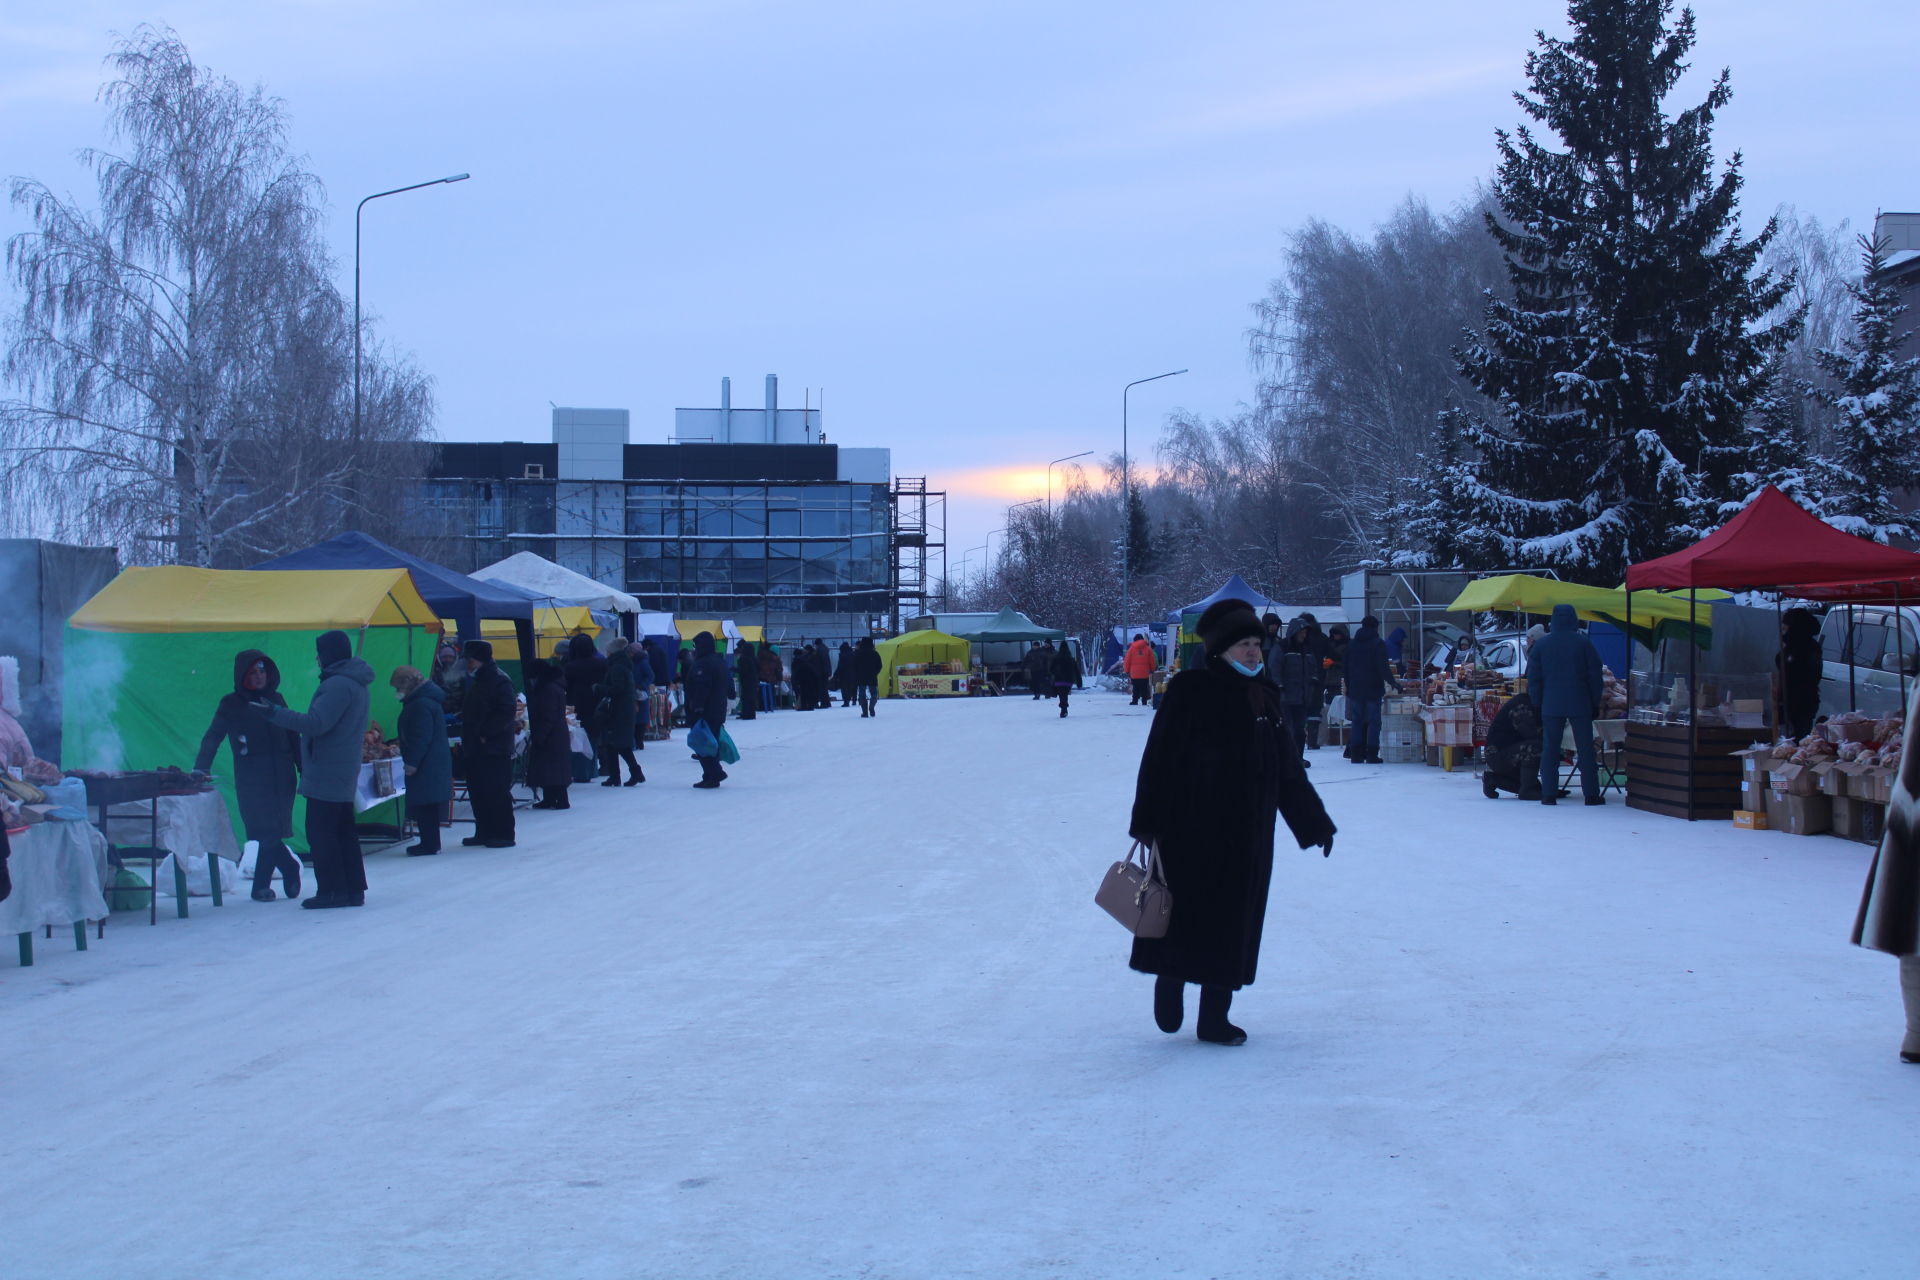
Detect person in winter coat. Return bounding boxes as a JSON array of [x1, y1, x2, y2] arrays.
[[1026, 643, 1051, 700], [631, 637, 656, 746], [685, 631, 731, 788], [458, 639, 518, 848], [596, 638, 645, 785], [1777, 607, 1823, 739], [562, 634, 607, 773], [1123, 634, 1156, 705], [195, 649, 303, 900], [1480, 691, 1563, 801], [811, 640, 833, 709], [733, 640, 759, 722], [1259, 613, 1285, 685], [1322, 622, 1350, 732], [758, 645, 784, 713], [850, 636, 883, 717], [257, 631, 372, 909], [837, 641, 856, 707], [1342, 616, 1401, 764], [1129, 597, 1336, 1046], [390, 666, 453, 855], [1525, 602, 1605, 806], [1297, 615, 1331, 749], [1851, 680, 1920, 1063], [672, 646, 692, 717], [1049, 642, 1082, 717], [1274, 617, 1318, 765], [524, 659, 573, 809]]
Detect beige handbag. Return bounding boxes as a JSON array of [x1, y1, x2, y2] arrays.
[[1095, 840, 1172, 938]]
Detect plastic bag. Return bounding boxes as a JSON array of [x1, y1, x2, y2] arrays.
[[686, 720, 719, 758], [716, 727, 741, 765], [158, 852, 237, 898]]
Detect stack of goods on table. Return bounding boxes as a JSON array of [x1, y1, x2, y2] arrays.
[[1729, 710, 1904, 839]]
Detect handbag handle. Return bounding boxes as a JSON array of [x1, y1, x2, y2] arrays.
[[1129, 839, 1166, 886]]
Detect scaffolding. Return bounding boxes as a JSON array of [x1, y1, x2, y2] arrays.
[[889, 477, 947, 634]]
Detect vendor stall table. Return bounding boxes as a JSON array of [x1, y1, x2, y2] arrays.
[[3, 820, 109, 965], [1625, 722, 1747, 820], [105, 790, 240, 864]]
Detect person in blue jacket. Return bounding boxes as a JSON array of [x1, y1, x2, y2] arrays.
[[1525, 602, 1606, 806], [1342, 616, 1401, 764]]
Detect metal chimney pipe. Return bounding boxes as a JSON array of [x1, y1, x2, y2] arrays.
[[765, 374, 778, 444], [719, 376, 731, 443]]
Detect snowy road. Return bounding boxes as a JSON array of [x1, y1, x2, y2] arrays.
[[7, 690, 1915, 1278]]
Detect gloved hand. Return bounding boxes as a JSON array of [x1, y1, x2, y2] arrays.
[[1320, 833, 1334, 858]]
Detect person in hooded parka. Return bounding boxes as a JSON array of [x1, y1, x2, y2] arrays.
[[195, 649, 304, 901]]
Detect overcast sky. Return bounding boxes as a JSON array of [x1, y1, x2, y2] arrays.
[[3, 0, 1912, 561]]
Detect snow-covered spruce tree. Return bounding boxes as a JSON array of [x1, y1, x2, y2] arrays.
[[1406, 0, 1796, 582], [1722, 354, 1825, 514], [1806, 235, 1920, 544]]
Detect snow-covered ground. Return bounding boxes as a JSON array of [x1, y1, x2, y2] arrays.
[[7, 690, 1915, 1279]]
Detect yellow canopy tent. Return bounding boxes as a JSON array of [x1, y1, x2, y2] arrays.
[[70, 566, 441, 633], [482, 605, 597, 653], [673, 620, 765, 648], [875, 630, 971, 697], [1447, 574, 1713, 648], [65, 566, 447, 846]]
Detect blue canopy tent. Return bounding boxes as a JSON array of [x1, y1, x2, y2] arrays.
[[1168, 574, 1283, 623], [253, 531, 537, 662]]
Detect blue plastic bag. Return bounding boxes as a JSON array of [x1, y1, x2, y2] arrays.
[[716, 727, 741, 765], [687, 720, 719, 758]]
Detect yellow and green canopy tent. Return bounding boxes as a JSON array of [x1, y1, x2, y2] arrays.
[[673, 620, 765, 650], [1446, 574, 1718, 649], [875, 630, 970, 697], [483, 605, 599, 654], [65, 567, 446, 847]]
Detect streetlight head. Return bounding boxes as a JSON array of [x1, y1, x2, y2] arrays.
[[443, 173, 471, 184]]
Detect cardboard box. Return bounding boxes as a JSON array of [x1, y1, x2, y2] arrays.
[[1740, 778, 1768, 809], [1729, 747, 1773, 784], [1769, 762, 1821, 797], [1862, 802, 1887, 846], [1732, 809, 1768, 830], [1772, 793, 1832, 836], [1812, 762, 1852, 798], [1856, 768, 1895, 804]]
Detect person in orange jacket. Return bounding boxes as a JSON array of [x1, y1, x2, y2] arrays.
[[1124, 634, 1158, 706]]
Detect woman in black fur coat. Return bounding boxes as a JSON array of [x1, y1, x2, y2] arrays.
[[1128, 598, 1336, 1045]]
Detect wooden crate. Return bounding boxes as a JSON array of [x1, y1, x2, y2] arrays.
[[1624, 721, 1748, 821]]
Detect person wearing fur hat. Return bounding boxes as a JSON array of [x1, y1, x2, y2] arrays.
[[1852, 680, 1920, 1063], [1127, 598, 1336, 1045], [458, 639, 518, 847], [257, 630, 373, 908]]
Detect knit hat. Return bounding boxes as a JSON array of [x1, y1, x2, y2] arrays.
[[463, 639, 493, 661], [608, 635, 630, 654], [1196, 598, 1265, 657], [316, 629, 352, 667]]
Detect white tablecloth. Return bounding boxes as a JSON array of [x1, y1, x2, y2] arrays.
[[105, 791, 241, 862], [355, 759, 407, 813], [0, 821, 110, 934]]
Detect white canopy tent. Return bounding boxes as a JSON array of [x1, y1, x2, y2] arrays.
[[474, 551, 641, 615]]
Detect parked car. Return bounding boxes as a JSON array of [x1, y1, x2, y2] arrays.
[[1818, 605, 1920, 718]]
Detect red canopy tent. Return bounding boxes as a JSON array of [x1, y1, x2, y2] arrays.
[[1621, 486, 1920, 821], [1626, 485, 1920, 598]]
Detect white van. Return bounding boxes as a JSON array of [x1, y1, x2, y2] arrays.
[[1818, 606, 1920, 717]]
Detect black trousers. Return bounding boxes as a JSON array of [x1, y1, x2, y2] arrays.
[[247, 824, 302, 893], [466, 755, 515, 845], [1057, 686, 1071, 713], [1281, 704, 1309, 761], [1130, 677, 1150, 704], [304, 798, 364, 899], [408, 799, 444, 852], [601, 747, 642, 783]]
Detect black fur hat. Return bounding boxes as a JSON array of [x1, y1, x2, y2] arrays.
[[1196, 598, 1265, 657]]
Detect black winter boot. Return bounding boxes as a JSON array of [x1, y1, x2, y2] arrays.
[[1196, 985, 1247, 1045], [1153, 975, 1184, 1033]]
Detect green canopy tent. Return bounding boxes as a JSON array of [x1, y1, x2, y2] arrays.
[[64, 567, 446, 848], [950, 607, 1064, 644]]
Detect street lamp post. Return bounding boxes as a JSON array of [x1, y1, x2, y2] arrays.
[[1121, 369, 1186, 628], [354, 173, 470, 450], [1047, 450, 1094, 514]]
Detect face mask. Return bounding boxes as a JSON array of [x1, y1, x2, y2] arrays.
[[1230, 659, 1264, 678]]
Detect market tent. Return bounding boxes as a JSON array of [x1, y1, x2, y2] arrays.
[[1626, 486, 1920, 597], [1449, 574, 1711, 648], [950, 607, 1063, 643], [253, 531, 535, 658], [1169, 575, 1283, 623], [673, 620, 765, 648], [482, 606, 598, 652], [875, 631, 971, 698], [64, 567, 445, 847], [474, 550, 641, 615]]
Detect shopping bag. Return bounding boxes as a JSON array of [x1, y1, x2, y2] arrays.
[[716, 727, 741, 765], [686, 720, 719, 758], [158, 852, 237, 898]]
